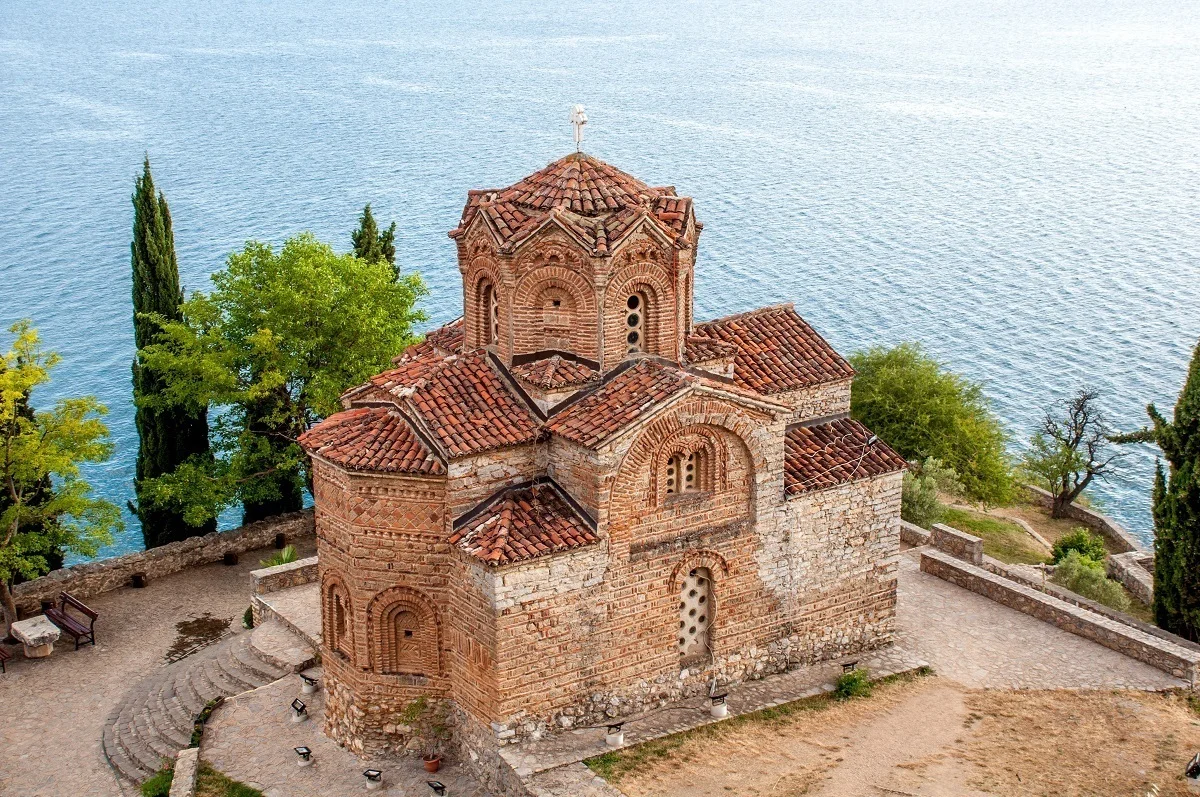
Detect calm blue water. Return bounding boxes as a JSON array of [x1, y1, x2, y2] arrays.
[[2, 0, 1198, 560]]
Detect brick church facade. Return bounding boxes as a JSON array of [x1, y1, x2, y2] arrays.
[[298, 152, 907, 758]]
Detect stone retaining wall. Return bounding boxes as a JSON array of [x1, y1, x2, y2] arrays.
[[168, 747, 199, 797], [930, 523, 983, 565], [898, 520, 931, 547], [1023, 485, 1144, 553], [920, 549, 1198, 685], [1108, 551, 1155, 606], [12, 510, 314, 614], [251, 556, 319, 596]]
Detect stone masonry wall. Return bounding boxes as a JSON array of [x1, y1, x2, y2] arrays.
[[773, 377, 852, 425], [12, 510, 313, 614]]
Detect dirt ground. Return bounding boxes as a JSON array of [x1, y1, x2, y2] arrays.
[[611, 675, 1200, 797]]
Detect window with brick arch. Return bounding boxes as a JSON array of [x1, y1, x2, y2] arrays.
[[328, 585, 352, 661], [541, 288, 573, 350], [625, 291, 648, 354], [678, 567, 713, 660], [379, 602, 434, 676], [665, 447, 707, 497], [480, 282, 500, 346]]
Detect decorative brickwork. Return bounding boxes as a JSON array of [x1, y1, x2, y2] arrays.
[[301, 152, 904, 769]]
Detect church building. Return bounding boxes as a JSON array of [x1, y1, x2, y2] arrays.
[[298, 151, 907, 758]]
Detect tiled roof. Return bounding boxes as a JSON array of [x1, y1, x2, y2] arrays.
[[684, 335, 739, 364], [784, 418, 906, 495], [394, 318, 464, 364], [449, 153, 694, 254], [449, 481, 599, 566], [691, 305, 854, 394], [510, 355, 599, 391], [545, 359, 691, 448], [350, 350, 541, 458], [298, 407, 444, 475]]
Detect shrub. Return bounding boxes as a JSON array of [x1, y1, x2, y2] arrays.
[[901, 457, 963, 529], [140, 768, 173, 797], [1051, 550, 1130, 612], [834, 668, 872, 700], [259, 545, 297, 568], [1051, 528, 1107, 564], [242, 605, 254, 629], [850, 343, 1013, 505]]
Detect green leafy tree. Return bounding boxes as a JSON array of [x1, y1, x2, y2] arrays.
[[850, 343, 1013, 504], [137, 233, 426, 526], [1019, 388, 1122, 518], [0, 322, 122, 635], [1115, 338, 1200, 640], [351, 203, 397, 277], [901, 457, 963, 529], [131, 157, 216, 547]]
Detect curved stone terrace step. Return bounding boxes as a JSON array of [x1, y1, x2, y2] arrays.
[[103, 620, 315, 785]]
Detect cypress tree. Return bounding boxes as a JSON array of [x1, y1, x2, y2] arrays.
[[131, 157, 216, 547], [351, 203, 398, 278], [1146, 338, 1200, 641]]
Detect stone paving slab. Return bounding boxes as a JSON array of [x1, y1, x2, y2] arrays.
[[249, 619, 317, 673], [202, 670, 488, 797], [256, 581, 321, 648], [895, 548, 1187, 691], [502, 644, 928, 777]]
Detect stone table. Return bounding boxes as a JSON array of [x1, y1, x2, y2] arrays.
[[11, 615, 61, 658]]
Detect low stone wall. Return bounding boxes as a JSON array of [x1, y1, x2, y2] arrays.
[[1108, 551, 1155, 606], [930, 523, 983, 565], [12, 510, 314, 614], [251, 556, 319, 596], [168, 747, 199, 797], [920, 549, 1198, 685], [899, 520, 931, 547], [1023, 485, 1145, 554]]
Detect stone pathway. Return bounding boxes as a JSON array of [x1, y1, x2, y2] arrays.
[[257, 581, 321, 646], [894, 548, 1186, 690], [202, 672, 488, 797], [0, 537, 315, 797]]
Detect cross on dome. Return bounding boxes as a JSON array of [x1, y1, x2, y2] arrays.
[[569, 104, 587, 152]]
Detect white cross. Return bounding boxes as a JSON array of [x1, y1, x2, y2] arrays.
[[569, 104, 587, 152]]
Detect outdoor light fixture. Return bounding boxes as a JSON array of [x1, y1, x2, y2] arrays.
[[605, 722, 625, 747], [1185, 752, 1200, 791], [300, 673, 319, 695], [710, 693, 729, 719], [290, 698, 308, 723], [427, 781, 448, 796], [841, 661, 859, 674], [363, 769, 384, 791], [294, 746, 313, 768]]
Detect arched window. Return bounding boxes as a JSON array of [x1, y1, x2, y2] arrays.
[[678, 567, 713, 660], [480, 282, 499, 346], [665, 448, 707, 496], [383, 607, 424, 674], [370, 587, 441, 678], [541, 288, 572, 349], [325, 580, 353, 662], [626, 292, 647, 354]]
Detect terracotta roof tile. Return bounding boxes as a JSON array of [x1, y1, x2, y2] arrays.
[[299, 407, 444, 475], [784, 418, 906, 495], [449, 481, 599, 566], [449, 153, 694, 254], [683, 335, 739, 364], [394, 318, 464, 364], [510, 355, 599, 391], [692, 305, 854, 394], [546, 359, 691, 448]]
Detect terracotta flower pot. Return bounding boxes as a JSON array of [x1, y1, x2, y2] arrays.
[[423, 755, 442, 773]]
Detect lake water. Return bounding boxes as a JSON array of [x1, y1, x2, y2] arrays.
[[2, 0, 1198, 560]]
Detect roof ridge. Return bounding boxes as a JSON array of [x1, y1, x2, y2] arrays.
[[694, 302, 797, 329]]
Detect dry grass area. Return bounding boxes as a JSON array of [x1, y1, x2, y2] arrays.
[[997, 501, 1101, 549], [599, 675, 1200, 797]]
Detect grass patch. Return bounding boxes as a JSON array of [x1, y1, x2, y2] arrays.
[[140, 768, 173, 797], [834, 668, 872, 700], [585, 667, 932, 784], [942, 507, 1049, 565], [195, 762, 264, 797]]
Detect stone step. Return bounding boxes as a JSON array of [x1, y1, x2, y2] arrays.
[[249, 619, 318, 673], [229, 633, 289, 682], [103, 720, 154, 784], [213, 646, 263, 692]]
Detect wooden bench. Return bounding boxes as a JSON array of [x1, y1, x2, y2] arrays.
[[0, 644, 10, 672], [44, 592, 98, 650]]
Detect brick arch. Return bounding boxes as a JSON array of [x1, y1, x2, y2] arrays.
[[513, 265, 598, 359], [650, 426, 728, 503], [670, 549, 731, 593], [465, 258, 503, 350], [366, 585, 443, 677], [671, 551, 729, 660], [606, 263, 674, 366], [322, 571, 355, 664]]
